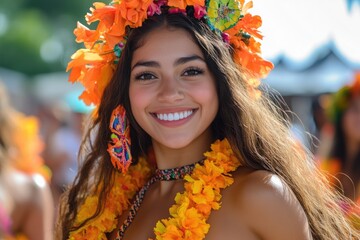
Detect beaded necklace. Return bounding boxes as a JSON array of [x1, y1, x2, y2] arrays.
[[116, 161, 202, 239]]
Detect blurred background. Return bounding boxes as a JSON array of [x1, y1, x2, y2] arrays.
[[0, 0, 359, 234], [254, 0, 360, 149]]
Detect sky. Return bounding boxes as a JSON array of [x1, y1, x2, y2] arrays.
[[252, 0, 360, 69]]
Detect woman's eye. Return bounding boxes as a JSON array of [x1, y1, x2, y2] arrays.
[[183, 68, 204, 76], [135, 72, 156, 80]]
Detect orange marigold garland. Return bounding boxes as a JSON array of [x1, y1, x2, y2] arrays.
[[68, 139, 240, 239], [69, 157, 152, 239], [67, 0, 273, 106], [153, 139, 240, 239]]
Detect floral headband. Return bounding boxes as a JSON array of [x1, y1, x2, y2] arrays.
[[328, 72, 360, 123], [67, 0, 273, 106]]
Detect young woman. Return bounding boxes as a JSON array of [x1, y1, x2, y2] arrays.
[[322, 74, 360, 202], [0, 83, 54, 240], [57, 0, 359, 239]]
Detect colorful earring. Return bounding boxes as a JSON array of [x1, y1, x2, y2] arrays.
[[107, 105, 132, 172]]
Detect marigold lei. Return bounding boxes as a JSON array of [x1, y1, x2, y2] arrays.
[[67, 0, 273, 106], [69, 139, 241, 239]]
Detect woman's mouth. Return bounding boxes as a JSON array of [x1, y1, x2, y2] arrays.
[[152, 109, 195, 121]]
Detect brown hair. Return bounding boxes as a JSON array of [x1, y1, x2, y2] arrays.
[[57, 13, 359, 239]]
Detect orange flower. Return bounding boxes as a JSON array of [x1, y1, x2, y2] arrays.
[[168, 0, 187, 9], [153, 139, 240, 239], [154, 223, 183, 239], [69, 158, 151, 240], [66, 41, 117, 106], [119, 0, 152, 28], [70, 139, 240, 239], [74, 22, 99, 48], [231, 41, 273, 78], [226, 13, 263, 39], [105, 14, 127, 48], [247, 37, 261, 54], [168, 0, 204, 9], [180, 209, 209, 239], [86, 3, 116, 27], [85, 3, 124, 49], [224, 10, 273, 82]]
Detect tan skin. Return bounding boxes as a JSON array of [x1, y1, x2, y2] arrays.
[[0, 166, 54, 240], [109, 27, 311, 239]]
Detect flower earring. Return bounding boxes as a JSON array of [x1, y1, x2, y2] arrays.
[[107, 105, 132, 172]]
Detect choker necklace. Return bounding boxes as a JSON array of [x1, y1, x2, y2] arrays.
[[116, 160, 202, 239]]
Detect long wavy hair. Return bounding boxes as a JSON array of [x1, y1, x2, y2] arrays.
[[57, 13, 358, 239]]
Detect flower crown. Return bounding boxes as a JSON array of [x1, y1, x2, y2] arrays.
[[328, 72, 360, 123], [67, 0, 273, 106]]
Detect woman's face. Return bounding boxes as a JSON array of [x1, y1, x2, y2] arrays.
[[342, 96, 360, 143], [129, 27, 219, 149]]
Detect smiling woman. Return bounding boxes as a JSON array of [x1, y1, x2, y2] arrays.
[[129, 27, 218, 153], [56, 0, 359, 239]]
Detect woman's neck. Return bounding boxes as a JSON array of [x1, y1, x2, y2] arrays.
[[150, 129, 213, 195], [152, 129, 214, 170]]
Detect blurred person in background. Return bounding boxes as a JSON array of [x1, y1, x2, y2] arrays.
[[319, 73, 360, 229], [0, 82, 54, 239], [323, 73, 360, 201], [43, 91, 92, 216]]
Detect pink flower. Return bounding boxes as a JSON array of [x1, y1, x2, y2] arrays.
[[168, 7, 187, 15], [147, 0, 168, 16], [193, 5, 206, 19], [221, 32, 230, 45], [157, 0, 168, 7], [147, 2, 162, 16]]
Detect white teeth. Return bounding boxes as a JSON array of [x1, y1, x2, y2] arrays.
[[156, 110, 193, 121], [174, 112, 179, 121]]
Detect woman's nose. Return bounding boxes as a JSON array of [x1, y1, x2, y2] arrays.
[[157, 76, 184, 103]]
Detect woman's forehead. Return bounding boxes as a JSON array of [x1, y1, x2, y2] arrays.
[[131, 27, 203, 66]]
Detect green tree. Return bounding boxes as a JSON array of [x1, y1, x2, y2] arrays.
[[0, 0, 90, 76]]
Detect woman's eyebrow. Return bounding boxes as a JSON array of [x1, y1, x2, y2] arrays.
[[174, 55, 205, 66], [132, 61, 160, 70], [131, 54, 204, 70]]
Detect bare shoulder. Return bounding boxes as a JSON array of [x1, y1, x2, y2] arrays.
[[225, 168, 312, 240], [231, 169, 296, 206], [9, 171, 49, 204]]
